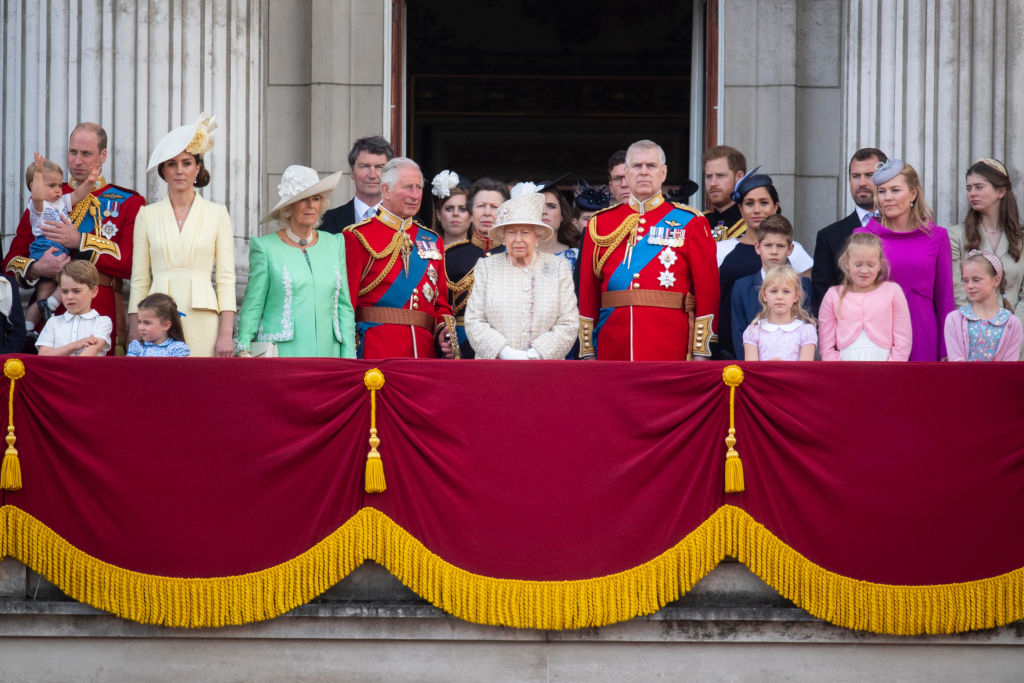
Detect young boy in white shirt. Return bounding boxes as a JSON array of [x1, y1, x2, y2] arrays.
[[35, 261, 112, 356]]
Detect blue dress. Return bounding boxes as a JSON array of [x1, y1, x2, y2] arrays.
[[126, 338, 191, 357]]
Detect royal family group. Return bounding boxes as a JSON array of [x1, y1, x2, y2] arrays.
[[2, 115, 1021, 363]]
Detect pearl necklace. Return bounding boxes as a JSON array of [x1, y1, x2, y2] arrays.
[[286, 227, 315, 247]]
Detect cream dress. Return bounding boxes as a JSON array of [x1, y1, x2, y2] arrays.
[[128, 195, 236, 356]]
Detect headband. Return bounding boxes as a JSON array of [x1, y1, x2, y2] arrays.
[[977, 158, 1009, 177], [966, 249, 1004, 279], [872, 158, 904, 186]]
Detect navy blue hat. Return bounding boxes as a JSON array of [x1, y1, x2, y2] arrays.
[[665, 180, 700, 204], [730, 165, 774, 203], [573, 181, 611, 211]]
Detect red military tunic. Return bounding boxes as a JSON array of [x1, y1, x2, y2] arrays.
[[578, 193, 719, 360], [2, 178, 144, 352], [344, 207, 454, 359]]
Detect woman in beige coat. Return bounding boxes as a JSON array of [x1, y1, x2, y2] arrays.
[[465, 192, 578, 359], [128, 114, 236, 357]]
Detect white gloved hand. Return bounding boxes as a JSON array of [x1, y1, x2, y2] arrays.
[[525, 348, 542, 360], [498, 345, 529, 360]]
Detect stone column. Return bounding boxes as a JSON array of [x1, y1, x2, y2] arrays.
[[719, 0, 846, 246], [265, 0, 387, 213], [0, 0, 263, 266], [842, 0, 1024, 226]]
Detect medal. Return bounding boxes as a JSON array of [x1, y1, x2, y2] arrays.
[[101, 221, 119, 239], [427, 263, 438, 285], [422, 281, 435, 304]]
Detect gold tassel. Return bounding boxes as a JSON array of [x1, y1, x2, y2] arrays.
[[363, 368, 386, 493], [1, 359, 25, 491], [722, 364, 745, 493]]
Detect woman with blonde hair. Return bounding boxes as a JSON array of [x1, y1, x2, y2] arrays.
[[855, 159, 954, 360]]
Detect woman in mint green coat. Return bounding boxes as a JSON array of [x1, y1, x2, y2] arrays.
[[236, 166, 355, 358]]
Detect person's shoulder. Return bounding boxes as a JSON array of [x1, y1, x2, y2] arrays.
[[416, 221, 440, 239], [670, 203, 705, 219], [126, 339, 143, 356], [590, 203, 628, 223], [101, 184, 142, 199], [946, 222, 966, 240], [170, 340, 192, 356]]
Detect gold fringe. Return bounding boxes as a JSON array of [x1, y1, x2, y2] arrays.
[[1, 504, 1022, 634], [719, 505, 1024, 635]]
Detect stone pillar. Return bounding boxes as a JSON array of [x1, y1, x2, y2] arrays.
[[842, 0, 1024, 226], [265, 0, 387, 214], [0, 0, 263, 266], [719, 0, 846, 246]]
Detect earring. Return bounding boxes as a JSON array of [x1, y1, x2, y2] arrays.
[[911, 200, 915, 207]]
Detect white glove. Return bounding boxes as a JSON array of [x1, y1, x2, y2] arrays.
[[498, 345, 529, 360], [525, 348, 542, 360]]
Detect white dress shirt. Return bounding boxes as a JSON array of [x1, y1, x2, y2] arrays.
[[353, 196, 380, 222], [36, 310, 112, 355]]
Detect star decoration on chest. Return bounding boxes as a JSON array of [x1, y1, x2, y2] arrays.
[[657, 249, 677, 268], [657, 269, 676, 289]]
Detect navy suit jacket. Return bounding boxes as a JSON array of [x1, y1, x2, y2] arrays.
[[731, 270, 814, 360], [811, 211, 861, 315], [320, 198, 357, 235]]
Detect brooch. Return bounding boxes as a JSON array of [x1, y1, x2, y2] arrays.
[[101, 221, 119, 239]]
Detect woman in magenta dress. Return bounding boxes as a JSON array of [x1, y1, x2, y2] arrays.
[[855, 159, 955, 360]]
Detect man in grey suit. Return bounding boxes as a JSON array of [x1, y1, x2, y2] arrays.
[[320, 136, 394, 234], [811, 147, 887, 314]]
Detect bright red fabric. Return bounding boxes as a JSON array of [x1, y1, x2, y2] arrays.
[[2, 356, 1022, 586]]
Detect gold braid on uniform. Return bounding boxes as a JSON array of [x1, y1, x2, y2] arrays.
[[589, 214, 639, 277], [448, 273, 475, 315], [352, 230, 412, 297], [68, 194, 102, 232]]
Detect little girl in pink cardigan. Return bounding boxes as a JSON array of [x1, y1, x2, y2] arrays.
[[818, 233, 913, 361]]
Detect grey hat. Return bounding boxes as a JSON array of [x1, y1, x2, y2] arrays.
[[872, 158, 905, 186]]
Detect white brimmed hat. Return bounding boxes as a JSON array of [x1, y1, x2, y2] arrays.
[[260, 165, 343, 223], [147, 112, 217, 172], [490, 192, 554, 242]]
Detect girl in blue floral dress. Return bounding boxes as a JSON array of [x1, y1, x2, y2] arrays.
[[944, 250, 1022, 361]]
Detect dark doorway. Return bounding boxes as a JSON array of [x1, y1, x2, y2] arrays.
[[405, 0, 694, 189]]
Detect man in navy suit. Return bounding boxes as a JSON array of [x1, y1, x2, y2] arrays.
[[320, 136, 394, 234], [810, 147, 887, 314]]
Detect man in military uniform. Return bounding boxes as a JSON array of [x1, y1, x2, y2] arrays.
[[344, 158, 456, 359], [702, 145, 747, 241], [3, 123, 143, 354], [578, 140, 720, 361]]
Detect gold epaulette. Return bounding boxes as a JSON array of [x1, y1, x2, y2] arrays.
[[80, 234, 121, 260], [5, 256, 34, 282], [672, 203, 703, 216], [444, 238, 470, 253], [342, 216, 373, 233]]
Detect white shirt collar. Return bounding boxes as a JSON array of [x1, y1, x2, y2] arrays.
[[855, 205, 874, 226], [353, 196, 380, 221], [61, 309, 99, 322], [759, 318, 802, 332]]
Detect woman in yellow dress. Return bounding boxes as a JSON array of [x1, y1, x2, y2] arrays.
[[128, 113, 236, 356]]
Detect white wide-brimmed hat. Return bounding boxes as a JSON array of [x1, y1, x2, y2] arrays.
[[490, 192, 553, 243], [260, 165, 343, 223], [147, 112, 218, 172]]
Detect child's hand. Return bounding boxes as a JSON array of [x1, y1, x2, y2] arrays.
[[29, 153, 47, 200], [84, 163, 100, 187]]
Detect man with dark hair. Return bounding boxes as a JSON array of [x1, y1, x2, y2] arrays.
[[606, 150, 629, 204], [3, 122, 143, 354], [810, 147, 888, 313], [702, 145, 747, 241], [320, 135, 395, 234]]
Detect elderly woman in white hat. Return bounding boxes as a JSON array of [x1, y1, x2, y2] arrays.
[[129, 113, 236, 356], [235, 165, 355, 358], [464, 192, 578, 359]]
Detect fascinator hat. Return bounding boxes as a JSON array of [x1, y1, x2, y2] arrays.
[[260, 165, 343, 224], [510, 172, 573, 199], [573, 181, 611, 212], [431, 170, 468, 199], [147, 112, 218, 172], [730, 165, 773, 203], [491, 193, 554, 243], [872, 159, 905, 186]]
